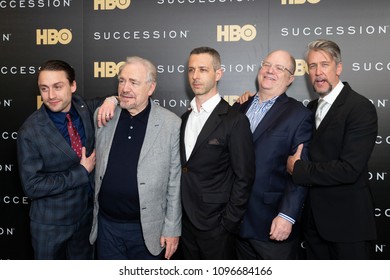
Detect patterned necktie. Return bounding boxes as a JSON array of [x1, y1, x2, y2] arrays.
[[315, 99, 328, 129], [66, 113, 82, 158]]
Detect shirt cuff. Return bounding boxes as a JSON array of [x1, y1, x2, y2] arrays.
[[278, 213, 295, 224]]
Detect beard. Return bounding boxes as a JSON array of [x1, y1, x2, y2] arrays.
[[313, 79, 333, 97], [119, 95, 137, 111]]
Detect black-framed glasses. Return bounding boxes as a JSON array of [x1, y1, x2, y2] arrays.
[[261, 61, 294, 75]]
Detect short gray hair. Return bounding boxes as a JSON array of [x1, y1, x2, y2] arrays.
[[306, 39, 342, 65], [118, 56, 157, 83]]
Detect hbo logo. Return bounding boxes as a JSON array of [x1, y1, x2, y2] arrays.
[[94, 62, 126, 78], [217, 25, 257, 42], [281, 0, 320, 4], [94, 0, 131, 10], [36, 29, 72, 45]]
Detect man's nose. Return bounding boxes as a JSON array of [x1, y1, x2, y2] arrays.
[[192, 69, 200, 79], [48, 89, 56, 99], [123, 81, 133, 91]]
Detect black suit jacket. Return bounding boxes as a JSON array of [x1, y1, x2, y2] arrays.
[[180, 98, 255, 234], [293, 82, 378, 242]]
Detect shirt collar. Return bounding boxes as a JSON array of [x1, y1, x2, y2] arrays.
[[321, 80, 344, 105], [46, 103, 77, 125], [254, 93, 279, 104], [121, 98, 151, 124], [190, 93, 221, 113]]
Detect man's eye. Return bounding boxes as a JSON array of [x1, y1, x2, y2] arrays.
[[276, 65, 284, 72]]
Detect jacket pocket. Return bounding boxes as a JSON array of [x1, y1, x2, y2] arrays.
[[202, 192, 229, 204]]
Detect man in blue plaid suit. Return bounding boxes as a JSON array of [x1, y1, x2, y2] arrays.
[[17, 60, 115, 259]]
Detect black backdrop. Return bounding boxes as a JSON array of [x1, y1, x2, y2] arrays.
[[0, 0, 389, 259]]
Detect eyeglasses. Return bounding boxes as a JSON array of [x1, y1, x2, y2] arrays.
[[260, 61, 294, 75]]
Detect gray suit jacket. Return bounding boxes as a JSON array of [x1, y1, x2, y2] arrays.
[[89, 100, 182, 256]]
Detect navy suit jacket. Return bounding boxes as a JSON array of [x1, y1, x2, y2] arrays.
[[233, 93, 313, 241], [180, 98, 255, 234], [293, 82, 378, 242], [17, 94, 100, 226]]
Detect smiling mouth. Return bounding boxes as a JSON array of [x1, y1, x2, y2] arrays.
[[48, 100, 60, 105], [264, 75, 276, 81]]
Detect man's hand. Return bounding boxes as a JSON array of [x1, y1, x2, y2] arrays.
[[269, 216, 292, 242], [287, 144, 303, 175], [160, 236, 179, 260], [236, 91, 255, 104], [80, 147, 96, 173], [97, 97, 118, 128]]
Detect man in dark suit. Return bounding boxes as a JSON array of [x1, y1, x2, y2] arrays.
[[180, 47, 255, 259], [17, 60, 116, 259], [287, 39, 378, 259], [233, 50, 313, 259]]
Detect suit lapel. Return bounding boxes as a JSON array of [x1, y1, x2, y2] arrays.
[[239, 95, 255, 114], [188, 99, 228, 161], [139, 102, 162, 164], [37, 106, 77, 160], [73, 96, 94, 152], [314, 83, 349, 139], [252, 93, 289, 142], [180, 110, 190, 164]]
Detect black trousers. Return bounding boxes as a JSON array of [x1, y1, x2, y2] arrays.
[[236, 236, 298, 260], [303, 207, 371, 260], [180, 215, 236, 260]]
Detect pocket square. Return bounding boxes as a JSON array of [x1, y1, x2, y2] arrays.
[[208, 138, 222, 145]]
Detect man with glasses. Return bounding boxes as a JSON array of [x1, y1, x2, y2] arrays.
[[233, 50, 313, 259]]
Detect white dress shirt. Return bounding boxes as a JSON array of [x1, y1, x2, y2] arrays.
[[316, 80, 344, 128], [184, 93, 221, 161]]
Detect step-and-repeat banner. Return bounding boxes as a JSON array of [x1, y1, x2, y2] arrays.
[[0, 0, 389, 259]]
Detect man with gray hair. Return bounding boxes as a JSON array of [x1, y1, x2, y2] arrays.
[[287, 39, 378, 259], [89, 56, 182, 260]]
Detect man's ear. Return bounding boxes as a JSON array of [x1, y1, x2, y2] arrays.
[[148, 82, 156, 97], [71, 80, 77, 93], [336, 62, 343, 77], [215, 68, 223, 82], [287, 75, 295, 87]]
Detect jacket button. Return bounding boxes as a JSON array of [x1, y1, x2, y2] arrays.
[[182, 167, 188, 173]]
